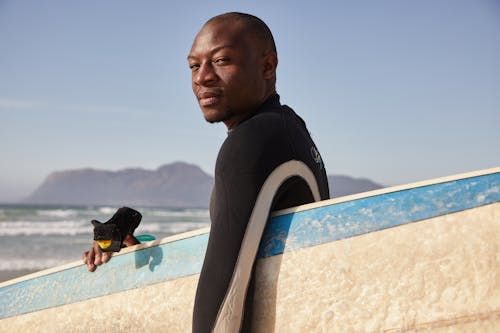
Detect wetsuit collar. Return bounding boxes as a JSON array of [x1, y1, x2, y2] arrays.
[[227, 94, 281, 134]]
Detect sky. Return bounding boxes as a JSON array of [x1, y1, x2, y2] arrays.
[[1, 0, 499, 202]]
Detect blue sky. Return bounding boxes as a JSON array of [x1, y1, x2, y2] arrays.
[[1, 0, 499, 202]]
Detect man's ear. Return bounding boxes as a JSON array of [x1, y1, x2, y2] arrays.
[[262, 52, 278, 80]]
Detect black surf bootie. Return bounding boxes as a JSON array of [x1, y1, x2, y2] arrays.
[[91, 207, 142, 252]]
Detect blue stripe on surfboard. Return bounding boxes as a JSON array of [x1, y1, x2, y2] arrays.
[[259, 172, 500, 257], [0, 172, 498, 319]]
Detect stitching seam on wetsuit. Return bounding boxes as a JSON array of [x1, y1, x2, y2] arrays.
[[212, 160, 321, 333]]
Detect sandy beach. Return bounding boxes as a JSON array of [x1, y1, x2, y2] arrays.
[[0, 270, 37, 284]]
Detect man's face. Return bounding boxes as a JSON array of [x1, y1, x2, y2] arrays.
[[188, 20, 268, 129]]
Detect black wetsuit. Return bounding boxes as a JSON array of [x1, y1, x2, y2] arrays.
[[192, 94, 330, 332]]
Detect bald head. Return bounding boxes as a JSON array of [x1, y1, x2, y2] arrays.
[[205, 12, 277, 56]]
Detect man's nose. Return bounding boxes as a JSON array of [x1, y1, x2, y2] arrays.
[[193, 63, 217, 86]]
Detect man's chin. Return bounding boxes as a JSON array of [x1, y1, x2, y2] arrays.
[[202, 109, 228, 124], [204, 117, 220, 124]]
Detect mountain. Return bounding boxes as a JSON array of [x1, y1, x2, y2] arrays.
[[328, 175, 384, 198], [25, 162, 213, 208], [24, 162, 384, 208]]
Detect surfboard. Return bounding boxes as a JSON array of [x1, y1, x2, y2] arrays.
[[1, 167, 499, 332]]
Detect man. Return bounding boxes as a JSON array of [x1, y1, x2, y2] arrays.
[[84, 12, 329, 332], [188, 13, 329, 332]]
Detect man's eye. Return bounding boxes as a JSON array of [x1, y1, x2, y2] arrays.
[[189, 64, 199, 70], [214, 58, 229, 65]]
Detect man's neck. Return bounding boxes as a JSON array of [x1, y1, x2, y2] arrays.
[[224, 93, 280, 132]]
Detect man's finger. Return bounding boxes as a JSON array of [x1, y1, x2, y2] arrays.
[[82, 251, 89, 263], [101, 252, 111, 263], [94, 250, 102, 265], [86, 248, 96, 271]]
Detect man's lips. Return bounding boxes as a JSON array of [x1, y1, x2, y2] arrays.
[[198, 91, 222, 107]]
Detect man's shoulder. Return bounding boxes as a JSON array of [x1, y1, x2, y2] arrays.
[[219, 109, 288, 159], [230, 109, 285, 141]]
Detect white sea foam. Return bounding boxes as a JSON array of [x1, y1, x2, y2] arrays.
[[0, 220, 91, 236], [135, 222, 210, 235], [98, 207, 117, 215], [0, 257, 64, 271], [135, 223, 162, 233], [143, 208, 209, 218], [0, 219, 209, 237], [135, 221, 209, 235], [164, 222, 210, 234], [37, 209, 78, 218]]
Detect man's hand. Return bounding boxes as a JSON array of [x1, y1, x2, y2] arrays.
[[82, 234, 139, 272], [82, 241, 111, 272]]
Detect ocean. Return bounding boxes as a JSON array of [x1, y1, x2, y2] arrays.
[[0, 204, 210, 273]]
